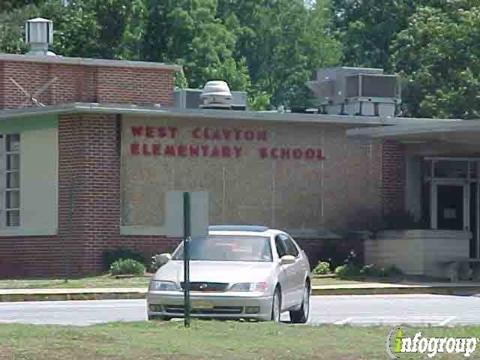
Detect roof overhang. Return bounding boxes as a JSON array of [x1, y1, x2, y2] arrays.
[[0, 103, 463, 127], [347, 120, 480, 145]]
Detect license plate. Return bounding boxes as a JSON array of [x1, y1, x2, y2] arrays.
[[191, 300, 214, 309]]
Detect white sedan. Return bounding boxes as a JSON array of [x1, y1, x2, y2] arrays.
[[147, 225, 311, 323]]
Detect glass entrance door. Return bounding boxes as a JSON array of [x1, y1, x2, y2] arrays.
[[435, 184, 467, 230]]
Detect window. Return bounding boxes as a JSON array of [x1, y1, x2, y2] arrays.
[[1, 134, 20, 227], [284, 236, 300, 257], [275, 236, 287, 258]]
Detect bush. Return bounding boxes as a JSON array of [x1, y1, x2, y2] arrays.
[[109, 259, 145, 276], [334, 264, 361, 279], [102, 248, 145, 270], [313, 261, 331, 275], [360, 264, 404, 278]]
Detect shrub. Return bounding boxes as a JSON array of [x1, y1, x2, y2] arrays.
[[334, 264, 361, 279], [313, 261, 331, 275], [109, 259, 145, 276], [360, 264, 404, 278], [102, 248, 145, 270]]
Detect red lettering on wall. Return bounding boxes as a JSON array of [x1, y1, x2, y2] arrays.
[[271, 148, 279, 159], [169, 127, 178, 139], [210, 146, 220, 157], [221, 146, 231, 158], [164, 145, 176, 156], [244, 130, 254, 141], [152, 144, 161, 155], [317, 149, 326, 160], [234, 146, 242, 158], [293, 149, 303, 159], [305, 148, 315, 159], [192, 128, 201, 139], [130, 143, 140, 155], [189, 145, 200, 157], [201, 145, 210, 156], [280, 148, 290, 159], [177, 145, 187, 157], [257, 130, 267, 141], [142, 144, 152, 155], [131, 126, 144, 137], [145, 126, 155, 138]]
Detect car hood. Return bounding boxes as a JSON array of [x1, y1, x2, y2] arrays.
[[153, 260, 275, 284]]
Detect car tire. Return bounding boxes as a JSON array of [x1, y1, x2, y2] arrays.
[[290, 284, 310, 324], [270, 287, 282, 322]]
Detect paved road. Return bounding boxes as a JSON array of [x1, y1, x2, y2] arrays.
[[0, 294, 479, 326]]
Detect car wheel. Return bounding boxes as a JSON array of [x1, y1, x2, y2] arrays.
[[290, 284, 310, 324], [271, 287, 281, 322]]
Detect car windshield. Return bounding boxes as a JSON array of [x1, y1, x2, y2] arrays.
[[172, 235, 272, 262]]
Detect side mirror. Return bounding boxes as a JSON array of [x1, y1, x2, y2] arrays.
[[152, 253, 172, 269], [280, 255, 296, 265]]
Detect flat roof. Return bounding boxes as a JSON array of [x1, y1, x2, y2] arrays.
[[0, 53, 181, 71], [0, 103, 462, 127], [347, 120, 480, 139]]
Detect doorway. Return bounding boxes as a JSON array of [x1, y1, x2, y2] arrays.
[[435, 184, 465, 230], [424, 158, 480, 258]]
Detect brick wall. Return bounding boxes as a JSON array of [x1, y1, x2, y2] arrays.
[[56, 113, 180, 275], [381, 140, 406, 216], [0, 113, 180, 278], [0, 60, 175, 109]]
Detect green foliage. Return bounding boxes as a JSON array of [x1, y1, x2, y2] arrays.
[[392, 3, 480, 119], [109, 258, 145, 276], [102, 248, 146, 270], [360, 264, 404, 278], [313, 261, 331, 275], [334, 264, 360, 279]]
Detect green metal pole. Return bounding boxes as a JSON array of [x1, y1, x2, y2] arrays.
[[183, 192, 191, 328]]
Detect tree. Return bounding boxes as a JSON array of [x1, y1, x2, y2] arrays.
[[391, 2, 480, 119], [217, 0, 341, 107], [142, 0, 250, 90], [331, 0, 428, 69]]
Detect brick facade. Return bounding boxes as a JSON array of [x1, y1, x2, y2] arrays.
[[0, 60, 175, 109], [0, 57, 179, 277]]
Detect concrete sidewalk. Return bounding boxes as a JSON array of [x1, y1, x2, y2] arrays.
[[0, 282, 479, 301]]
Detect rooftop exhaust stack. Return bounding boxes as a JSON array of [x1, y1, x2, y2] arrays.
[[25, 18, 55, 56], [200, 81, 233, 109]]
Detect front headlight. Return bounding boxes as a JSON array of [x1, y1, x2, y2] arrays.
[[149, 280, 179, 291], [229, 282, 268, 292]]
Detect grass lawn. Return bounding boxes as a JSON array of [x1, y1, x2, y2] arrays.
[[0, 275, 388, 290], [0, 274, 151, 289], [0, 321, 477, 359]]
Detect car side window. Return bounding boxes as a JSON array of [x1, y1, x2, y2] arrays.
[[283, 236, 299, 257], [275, 236, 287, 258]]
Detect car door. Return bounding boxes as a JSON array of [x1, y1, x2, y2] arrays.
[[274, 235, 295, 309], [284, 236, 308, 306]]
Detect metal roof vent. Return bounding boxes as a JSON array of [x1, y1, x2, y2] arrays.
[[25, 18, 55, 56], [200, 81, 233, 109]]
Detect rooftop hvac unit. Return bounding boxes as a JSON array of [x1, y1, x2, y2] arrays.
[[345, 74, 400, 99], [174, 87, 247, 110], [307, 66, 401, 117]]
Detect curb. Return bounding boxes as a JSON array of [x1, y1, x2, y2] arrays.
[[0, 291, 147, 302], [311, 286, 480, 296], [0, 286, 479, 302]]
